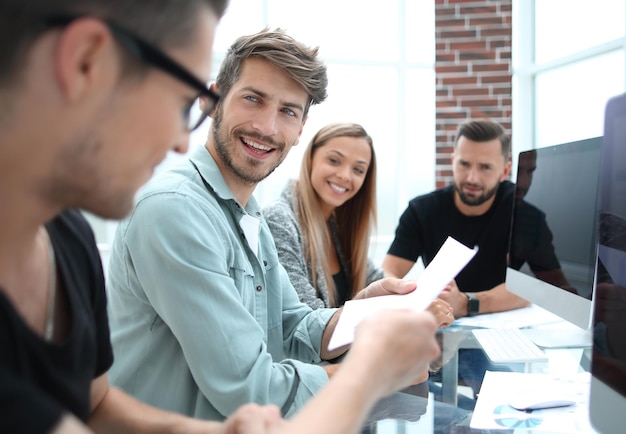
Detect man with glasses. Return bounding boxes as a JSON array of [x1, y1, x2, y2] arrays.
[[105, 27, 440, 424], [0, 1, 234, 432], [0, 0, 440, 433]]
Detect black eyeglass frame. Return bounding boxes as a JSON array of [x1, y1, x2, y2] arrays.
[[45, 15, 220, 131]]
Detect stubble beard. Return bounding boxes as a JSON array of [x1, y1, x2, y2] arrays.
[[454, 182, 499, 207], [212, 107, 287, 185]]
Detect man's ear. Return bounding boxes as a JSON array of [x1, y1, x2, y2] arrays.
[[54, 18, 117, 102], [502, 159, 512, 180], [204, 83, 219, 118]]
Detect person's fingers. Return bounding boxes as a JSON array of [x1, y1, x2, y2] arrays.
[[367, 277, 417, 297], [222, 404, 283, 434]]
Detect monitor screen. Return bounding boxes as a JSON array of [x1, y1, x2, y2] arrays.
[[589, 93, 626, 433], [505, 136, 602, 336]]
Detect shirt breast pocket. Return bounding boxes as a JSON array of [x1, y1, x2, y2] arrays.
[[228, 251, 256, 309]]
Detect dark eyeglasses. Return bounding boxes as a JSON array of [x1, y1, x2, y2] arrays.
[[46, 16, 219, 132]]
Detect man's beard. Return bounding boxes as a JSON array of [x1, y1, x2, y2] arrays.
[[211, 106, 286, 185], [454, 182, 499, 206]]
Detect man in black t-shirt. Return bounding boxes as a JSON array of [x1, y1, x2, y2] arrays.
[[383, 119, 530, 318]]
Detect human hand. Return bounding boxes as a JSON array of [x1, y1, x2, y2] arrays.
[[426, 298, 455, 327], [353, 277, 417, 299], [218, 403, 286, 434], [437, 279, 467, 317], [345, 309, 440, 398]]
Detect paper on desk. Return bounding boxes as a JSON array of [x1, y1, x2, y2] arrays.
[[453, 304, 564, 329], [327, 236, 477, 350], [470, 371, 596, 433]]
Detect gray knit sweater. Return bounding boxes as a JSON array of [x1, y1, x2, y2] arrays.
[[262, 181, 385, 309]]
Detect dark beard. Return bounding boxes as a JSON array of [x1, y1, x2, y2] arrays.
[[454, 182, 499, 206], [211, 106, 285, 185]]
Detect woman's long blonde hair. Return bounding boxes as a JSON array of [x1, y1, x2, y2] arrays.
[[294, 123, 377, 307]]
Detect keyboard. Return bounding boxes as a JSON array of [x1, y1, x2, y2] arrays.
[[472, 328, 549, 363]]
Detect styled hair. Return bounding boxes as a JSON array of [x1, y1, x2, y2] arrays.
[[454, 119, 511, 160], [215, 28, 328, 118], [0, 0, 228, 86], [295, 123, 377, 307]]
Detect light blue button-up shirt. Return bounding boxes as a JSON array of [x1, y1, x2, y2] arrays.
[[107, 145, 335, 421]]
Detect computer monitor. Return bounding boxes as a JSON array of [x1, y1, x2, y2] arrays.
[[505, 136, 603, 347], [589, 92, 626, 433]]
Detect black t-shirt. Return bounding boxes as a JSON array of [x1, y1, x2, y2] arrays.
[[387, 182, 515, 293], [0, 210, 114, 433]]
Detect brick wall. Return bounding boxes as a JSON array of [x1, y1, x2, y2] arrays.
[[435, 0, 512, 188]]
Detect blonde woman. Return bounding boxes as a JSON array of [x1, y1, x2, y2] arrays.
[[263, 123, 454, 325], [263, 123, 381, 308]]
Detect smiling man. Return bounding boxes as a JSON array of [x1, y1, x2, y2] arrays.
[[105, 28, 438, 423]]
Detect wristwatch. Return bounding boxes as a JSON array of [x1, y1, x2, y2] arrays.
[[466, 293, 480, 316]]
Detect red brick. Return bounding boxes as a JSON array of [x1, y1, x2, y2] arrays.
[[436, 100, 460, 108], [452, 86, 489, 97], [438, 29, 478, 39], [435, 6, 456, 17], [437, 53, 457, 62], [469, 16, 505, 26], [460, 5, 499, 15], [481, 74, 511, 84], [472, 63, 510, 72], [492, 84, 512, 93], [458, 97, 500, 107], [436, 111, 470, 119], [436, 17, 466, 27], [448, 40, 487, 51], [441, 76, 478, 86], [436, 64, 470, 74], [482, 27, 511, 37], [487, 39, 510, 49], [459, 51, 497, 61]]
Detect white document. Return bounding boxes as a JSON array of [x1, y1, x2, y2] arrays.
[[327, 236, 477, 350], [453, 304, 564, 329], [470, 371, 596, 433]]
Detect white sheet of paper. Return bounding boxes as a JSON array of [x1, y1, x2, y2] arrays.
[[327, 236, 477, 350], [470, 371, 595, 433], [453, 304, 564, 329]]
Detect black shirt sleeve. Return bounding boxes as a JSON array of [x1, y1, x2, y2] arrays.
[[0, 367, 64, 434], [387, 198, 425, 262]]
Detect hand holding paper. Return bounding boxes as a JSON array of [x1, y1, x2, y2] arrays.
[[327, 236, 477, 350]]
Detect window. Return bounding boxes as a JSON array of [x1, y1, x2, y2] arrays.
[[513, 0, 626, 154]]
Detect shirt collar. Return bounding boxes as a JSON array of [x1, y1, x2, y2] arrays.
[[189, 145, 261, 215]]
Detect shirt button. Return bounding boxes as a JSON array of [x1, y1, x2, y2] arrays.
[[256, 285, 262, 292]]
